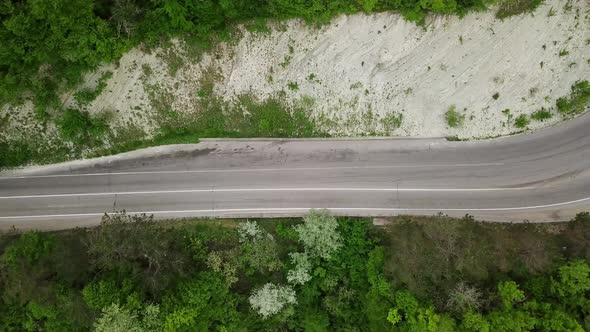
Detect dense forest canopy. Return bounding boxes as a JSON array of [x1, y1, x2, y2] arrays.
[[1, 211, 589, 330]]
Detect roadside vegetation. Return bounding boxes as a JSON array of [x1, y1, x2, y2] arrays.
[[445, 105, 465, 128], [557, 80, 590, 117], [1, 210, 590, 330], [0, 0, 558, 170], [496, 0, 544, 19]]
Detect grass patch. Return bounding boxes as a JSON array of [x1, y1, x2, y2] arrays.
[[496, 0, 543, 19], [556, 80, 590, 116], [157, 42, 186, 76], [445, 135, 465, 141], [514, 114, 530, 128], [74, 71, 113, 106], [350, 82, 363, 89], [380, 112, 403, 134], [279, 55, 292, 69], [287, 81, 299, 91], [445, 105, 465, 128], [90, 94, 324, 159], [531, 108, 553, 121], [226, 96, 320, 137], [245, 18, 270, 34], [559, 49, 569, 57]]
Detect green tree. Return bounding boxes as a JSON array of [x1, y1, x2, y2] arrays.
[[237, 221, 283, 275], [161, 272, 238, 331], [388, 290, 456, 331], [82, 278, 139, 311], [461, 311, 490, 332], [85, 212, 186, 293], [2, 231, 54, 267], [497, 280, 525, 309], [551, 259, 590, 298], [0, 0, 122, 105], [94, 303, 161, 332]]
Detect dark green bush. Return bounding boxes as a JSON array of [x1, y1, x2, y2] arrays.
[[514, 114, 529, 128], [0, 141, 32, 168], [531, 108, 553, 121], [496, 0, 543, 19], [57, 109, 108, 143], [556, 80, 590, 116], [74, 71, 113, 106]]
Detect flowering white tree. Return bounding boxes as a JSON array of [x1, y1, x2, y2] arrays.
[[249, 283, 297, 319], [295, 209, 342, 260], [237, 220, 262, 243], [287, 252, 311, 285]]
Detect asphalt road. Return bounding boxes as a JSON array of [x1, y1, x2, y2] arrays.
[[1, 113, 590, 230]]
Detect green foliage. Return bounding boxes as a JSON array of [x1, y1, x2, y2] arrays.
[[0, 0, 547, 169], [0, 0, 512, 110], [161, 272, 238, 331], [85, 213, 187, 294], [559, 49, 569, 57], [82, 278, 138, 311], [287, 81, 299, 90], [497, 280, 525, 308], [531, 108, 553, 121], [94, 303, 161, 332], [57, 108, 108, 145], [75, 71, 113, 106], [388, 290, 456, 331], [514, 114, 529, 128], [1, 231, 54, 267], [0, 0, 124, 106], [144, 91, 324, 143], [0, 231, 92, 331], [380, 112, 403, 133], [445, 105, 464, 128], [556, 80, 590, 116], [238, 225, 283, 275], [563, 212, 590, 261], [2, 213, 590, 330], [550, 260, 590, 298], [229, 96, 319, 137], [496, 0, 543, 19], [384, 216, 563, 306], [0, 141, 33, 169]]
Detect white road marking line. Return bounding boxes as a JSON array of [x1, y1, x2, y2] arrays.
[[0, 195, 589, 220], [0, 163, 505, 180], [0, 186, 534, 199]]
